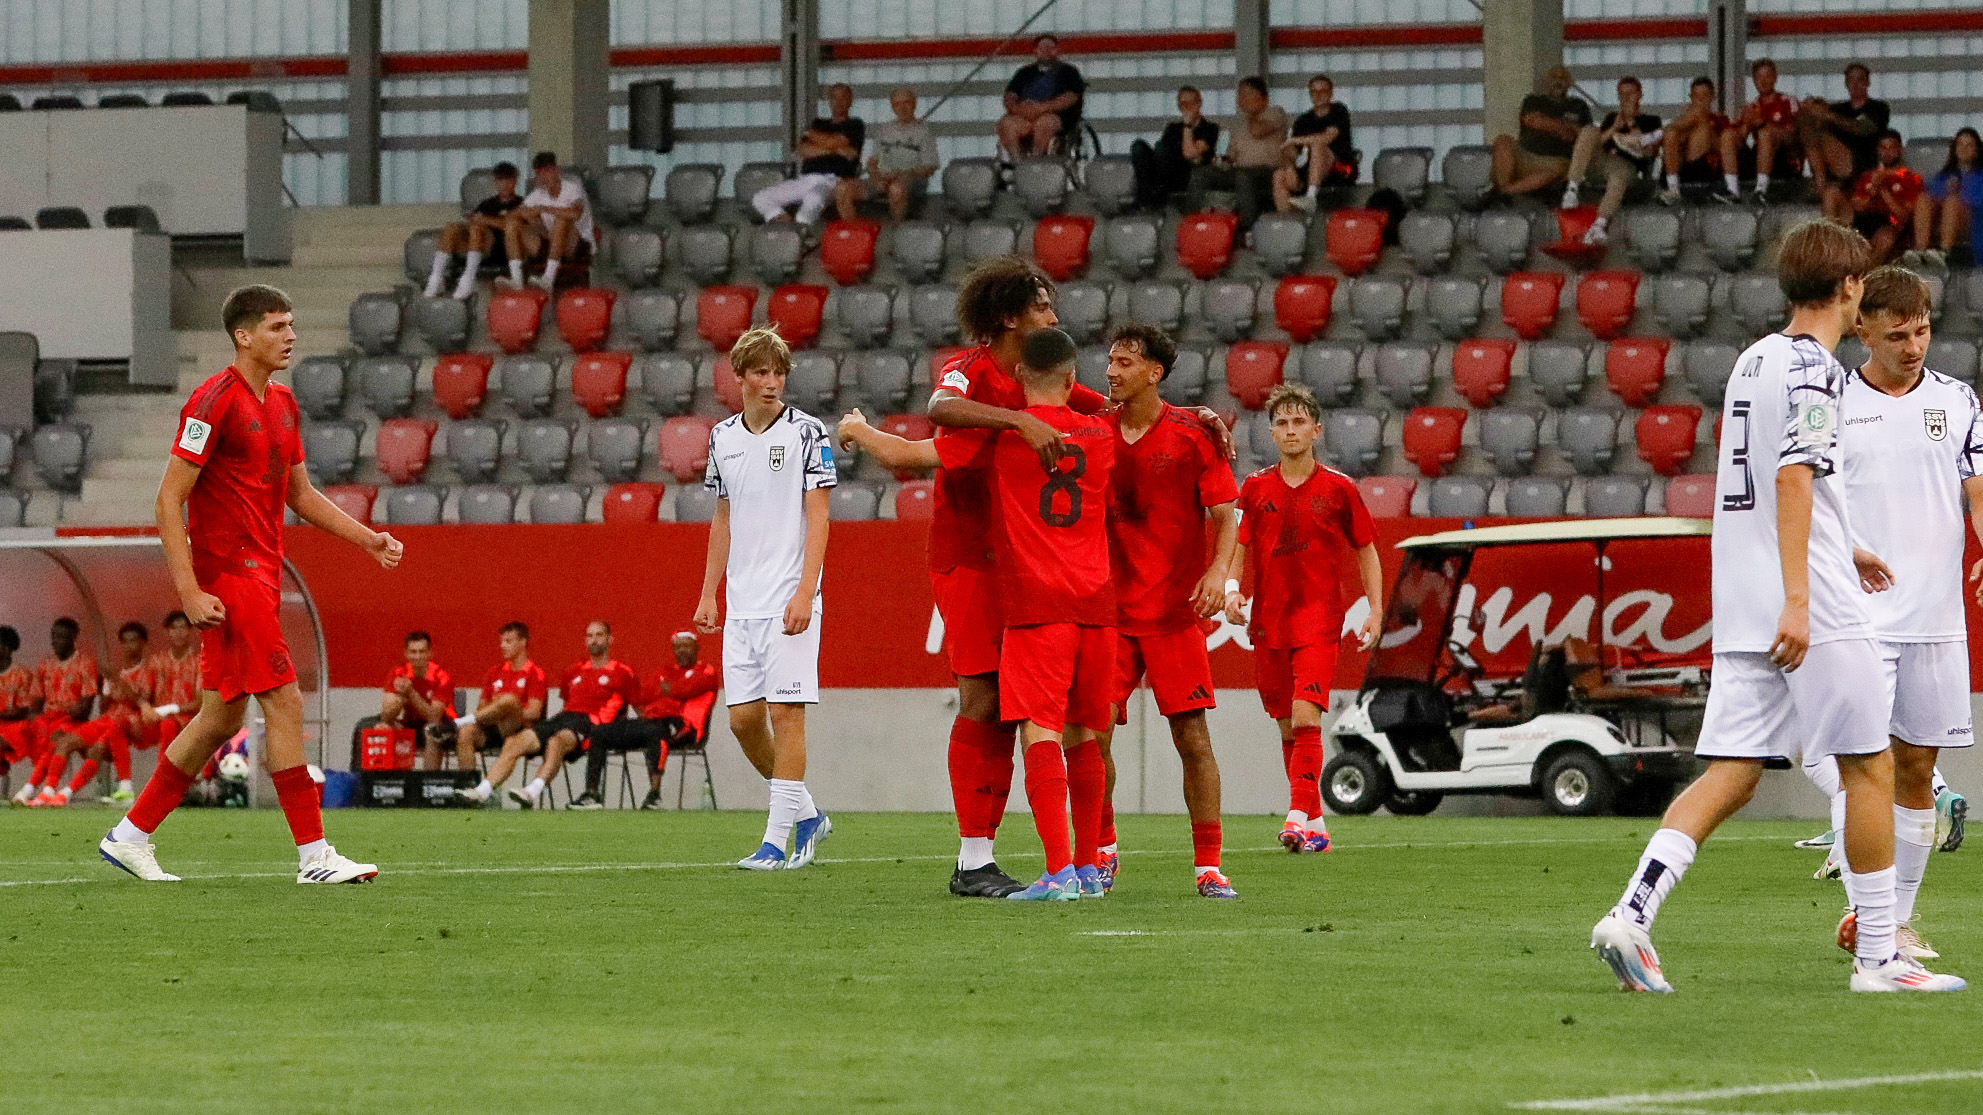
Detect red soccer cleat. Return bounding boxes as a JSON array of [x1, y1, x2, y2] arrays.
[[1280, 821, 1305, 852], [1302, 829, 1333, 853]]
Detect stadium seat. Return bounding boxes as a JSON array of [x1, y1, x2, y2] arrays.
[[1478, 407, 1541, 475], [711, 355, 743, 412], [568, 351, 631, 418], [32, 357, 72, 424], [891, 221, 948, 283], [1557, 408, 1619, 476], [357, 355, 418, 419], [1699, 207, 1759, 272], [1542, 205, 1605, 267], [1662, 474, 1716, 517], [1474, 210, 1532, 272], [942, 158, 1001, 219], [384, 486, 444, 526], [1236, 410, 1273, 473], [1426, 475, 1492, 518], [732, 162, 789, 211], [496, 354, 556, 417], [31, 95, 79, 110], [765, 284, 827, 350], [1501, 272, 1566, 340], [1273, 276, 1336, 343], [411, 295, 469, 353], [226, 90, 282, 113], [588, 417, 646, 482], [602, 482, 665, 523], [1575, 271, 1640, 341], [1647, 273, 1711, 339], [853, 351, 914, 415], [459, 484, 518, 524], [1225, 343, 1286, 410], [829, 481, 882, 521], [1324, 208, 1386, 276], [1681, 341, 1739, 407], [678, 225, 734, 284], [0, 216, 32, 230], [837, 285, 895, 348], [554, 287, 616, 353], [160, 91, 213, 107], [1128, 281, 1184, 334], [597, 165, 654, 226], [517, 419, 578, 483], [1604, 338, 1671, 407], [622, 289, 679, 352], [787, 352, 840, 416], [1298, 342, 1361, 407], [375, 418, 438, 485], [29, 422, 90, 492], [1104, 214, 1161, 280], [96, 93, 148, 108], [1929, 337, 1978, 384], [1504, 476, 1567, 516], [1583, 475, 1649, 517], [1728, 272, 1787, 336], [1452, 338, 1515, 407], [348, 291, 403, 355], [1177, 211, 1239, 280], [1372, 147, 1432, 206], [746, 222, 806, 286], [299, 420, 359, 486], [658, 415, 718, 482], [1204, 279, 1258, 342], [908, 284, 962, 345], [1398, 211, 1456, 275], [1250, 212, 1310, 277], [1347, 275, 1406, 341], [431, 354, 493, 419], [1032, 214, 1094, 281], [1372, 343, 1434, 409], [458, 167, 497, 212], [1014, 157, 1071, 216], [1080, 154, 1138, 216], [487, 287, 548, 354], [1158, 347, 1209, 406], [323, 484, 378, 524], [664, 164, 723, 224], [697, 286, 759, 352], [895, 479, 936, 520], [526, 485, 587, 524], [1401, 407, 1466, 477], [404, 230, 443, 283], [958, 219, 1017, 268], [103, 204, 161, 232], [1356, 475, 1416, 518], [1075, 346, 1109, 396], [1623, 208, 1681, 273], [445, 419, 504, 482], [291, 355, 348, 421], [819, 219, 879, 286], [1322, 409, 1383, 476], [1055, 280, 1110, 344], [35, 206, 89, 229], [631, 353, 693, 418], [613, 227, 665, 287], [1636, 405, 1701, 476], [674, 484, 718, 522], [1441, 145, 1494, 209]]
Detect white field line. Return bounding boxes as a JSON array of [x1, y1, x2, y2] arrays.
[[1514, 1069, 1983, 1111]]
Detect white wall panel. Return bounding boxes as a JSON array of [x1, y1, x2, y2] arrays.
[[1274, 0, 1477, 25], [1, 0, 345, 62], [382, 0, 526, 52], [822, 0, 1232, 40], [613, 0, 780, 44]]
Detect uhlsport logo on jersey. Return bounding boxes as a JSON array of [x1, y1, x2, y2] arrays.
[[769, 445, 786, 471], [1925, 408, 1947, 441]]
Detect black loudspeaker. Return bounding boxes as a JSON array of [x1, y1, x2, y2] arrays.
[[628, 79, 676, 154]]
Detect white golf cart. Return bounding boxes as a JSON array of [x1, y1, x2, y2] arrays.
[[1325, 518, 1709, 817]]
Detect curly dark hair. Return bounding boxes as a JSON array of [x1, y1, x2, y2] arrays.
[[956, 256, 1054, 344]]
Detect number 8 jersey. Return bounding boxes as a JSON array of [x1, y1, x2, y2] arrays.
[[1711, 332, 1872, 653], [992, 405, 1116, 627]]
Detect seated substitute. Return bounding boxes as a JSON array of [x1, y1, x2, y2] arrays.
[[505, 151, 595, 292], [753, 83, 864, 226], [1489, 65, 1590, 202], [1130, 86, 1219, 210], [997, 34, 1085, 161], [840, 87, 937, 223], [11, 617, 99, 807], [508, 619, 640, 810], [573, 631, 720, 811], [454, 621, 548, 804], [1797, 62, 1891, 198], [42, 621, 156, 806], [1827, 129, 1924, 265], [1186, 76, 1287, 231], [0, 626, 38, 794], [1658, 76, 1727, 203], [377, 630, 455, 770], [1274, 74, 1356, 212], [424, 160, 521, 300]]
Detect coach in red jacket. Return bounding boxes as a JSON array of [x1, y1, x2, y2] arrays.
[[571, 632, 719, 810]]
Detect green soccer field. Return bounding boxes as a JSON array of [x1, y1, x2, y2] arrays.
[[2, 809, 1979, 1115]]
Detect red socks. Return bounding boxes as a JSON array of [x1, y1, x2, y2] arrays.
[[1289, 725, 1324, 819], [65, 758, 99, 794], [1021, 740, 1072, 874], [1065, 740, 1105, 870], [127, 758, 195, 834], [1100, 799, 1117, 849], [110, 734, 132, 781], [270, 765, 325, 847], [1192, 820, 1223, 869], [949, 716, 1015, 839], [1281, 739, 1296, 781]]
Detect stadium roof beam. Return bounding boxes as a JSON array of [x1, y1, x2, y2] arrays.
[[782, 0, 822, 157], [1235, 0, 1270, 83], [1481, 0, 1564, 142], [527, 0, 611, 175], [346, 0, 380, 206]]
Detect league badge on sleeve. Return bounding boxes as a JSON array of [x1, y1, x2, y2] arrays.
[[1925, 408, 1947, 441], [177, 417, 211, 455]]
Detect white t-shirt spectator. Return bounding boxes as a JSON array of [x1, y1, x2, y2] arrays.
[[868, 120, 939, 175], [523, 174, 595, 246]]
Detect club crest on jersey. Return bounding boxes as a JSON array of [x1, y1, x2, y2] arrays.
[[769, 445, 786, 471], [1925, 408, 1947, 441]]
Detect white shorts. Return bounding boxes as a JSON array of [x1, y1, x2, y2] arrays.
[[1696, 639, 1889, 761], [723, 614, 821, 706], [1880, 639, 1974, 749]]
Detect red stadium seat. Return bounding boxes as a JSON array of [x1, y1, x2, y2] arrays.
[[767, 284, 829, 350], [697, 285, 759, 351], [430, 353, 493, 419], [1176, 210, 1239, 280], [487, 287, 548, 354], [570, 351, 633, 418], [1662, 473, 1716, 517], [1605, 337, 1672, 407], [1225, 342, 1287, 410], [657, 415, 719, 482], [324, 484, 378, 525], [1325, 207, 1388, 277], [1031, 214, 1095, 281], [1542, 204, 1606, 267], [820, 220, 879, 286], [554, 286, 616, 353], [1451, 338, 1516, 407], [1356, 475, 1416, 518], [712, 355, 742, 413], [1401, 407, 1467, 478], [879, 414, 936, 479], [1636, 405, 1701, 476], [1273, 275, 1337, 343], [1500, 272, 1566, 340], [895, 478, 936, 520], [1576, 270, 1641, 340], [602, 482, 667, 523], [374, 419, 437, 485]]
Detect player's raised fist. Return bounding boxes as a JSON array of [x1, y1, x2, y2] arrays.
[[836, 408, 871, 450], [183, 590, 227, 629], [368, 531, 405, 569]]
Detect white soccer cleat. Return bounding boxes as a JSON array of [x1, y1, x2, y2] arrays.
[[1814, 852, 1842, 881], [99, 833, 181, 882], [1591, 912, 1674, 993], [1897, 923, 1940, 961], [507, 786, 537, 810], [298, 846, 379, 884], [1850, 955, 1966, 992]]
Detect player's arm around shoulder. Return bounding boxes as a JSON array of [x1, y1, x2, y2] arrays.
[[285, 462, 403, 570]]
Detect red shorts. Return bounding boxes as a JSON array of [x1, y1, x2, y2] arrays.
[[76, 713, 138, 748], [1255, 641, 1341, 720], [1113, 627, 1217, 722], [999, 623, 1117, 735], [0, 719, 36, 764], [200, 572, 295, 703], [138, 715, 187, 751], [31, 711, 76, 755], [932, 565, 1004, 678]]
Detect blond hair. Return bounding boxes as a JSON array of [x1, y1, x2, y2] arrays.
[[728, 326, 792, 376]]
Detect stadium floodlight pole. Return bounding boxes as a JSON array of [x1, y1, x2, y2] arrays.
[[915, 0, 1066, 124]]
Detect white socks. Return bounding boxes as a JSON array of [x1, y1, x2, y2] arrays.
[[1932, 766, 1950, 797], [1843, 864, 1897, 965], [471, 778, 494, 798], [795, 782, 819, 823], [116, 779, 132, 794], [765, 778, 806, 851], [298, 838, 329, 864], [1285, 809, 1307, 828], [109, 817, 149, 845], [1893, 804, 1936, 924], [958, 836, 995, 871], [454, 250, 482, 299], [424, 251, 449, 297], [1723, 172, 1740, 195], [1755, 172, 1771, 194], [1614, 828, 1697, 930], [542, 259, 561, 287], [508, 259, 525, 286], [524, 777, 546, 799], [1665, 172, 1679, 191]]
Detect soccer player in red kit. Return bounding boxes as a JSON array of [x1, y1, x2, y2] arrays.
[[1224, 384, 1384, 854], [99, 285, 404, 884], [43, 621, 155, 806], [378, 630, 456, 769], [517, 620, 641, 809], [455, 621, 551, 804], [0, 626, 40, 793], [575, 631, 720, 809], [14, 617, 98, 806]]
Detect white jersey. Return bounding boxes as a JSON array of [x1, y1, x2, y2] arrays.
[[522, 174, 595, 245], [1710, 333, 1871, 653], [1839, 367, 1983, 642], [704, 406, 837, 619]]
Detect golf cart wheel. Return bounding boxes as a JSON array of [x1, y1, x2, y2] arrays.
[[1385, 790, 1444, 816], [1322, 751, 1393, 815], [1540, 751, 1617, 817]]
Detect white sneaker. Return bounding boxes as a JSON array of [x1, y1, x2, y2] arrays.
[[454, 786, 490, 804], [11, 784, 36, 807], [1591, 912, 1674, 993], [1581, 221, 1609, 247], [507, 786, 538, 810], [298, 846, 379, 884], [1559, 185, 1581, 210], [99, 833, 181, 881], [528, 274, 556, 293], [1850, 954, 1966, 992], [1897, 923, 1940, 961]]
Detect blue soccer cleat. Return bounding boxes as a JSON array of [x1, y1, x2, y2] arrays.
[[1097, 849, 1119, 891], [1007, 866, 1079, 901], [736, 843, 787, 871], [1196, 870, 1239, 900], [1937, 789, 1966, 853], [1075, 865, 1107, 898], [1301, 829, 1332, 854], [788, 812, 832, 869]]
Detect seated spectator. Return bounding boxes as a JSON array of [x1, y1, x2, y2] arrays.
[[1274, 74, 1357, 212], [43, 620, 152, 806], [573, 631, 719, 811], [1910, 127, 1983, 271], [1489, 66, 1590, 202], [1659, 76, 1727, 203], [839, 87, 938, 222], [997, 34, 1085, 161], [1828, 129, 1923, 264], [1131, 85, 1219, 210], [1186, 76, 1287, 230], [507, 151, 596, 292], [424, 161, 521, 300], [1718, 57, 1801, 201], [11, 618, 98, 807], [518, 620, 640, 810], [1562, 75, 1656, 246], [1797, 62, 1890, 197], [754, 83, 864, 226], [0, 626, 36, 792], [454, 621, 548, 805], [377, 630, 455, 770]]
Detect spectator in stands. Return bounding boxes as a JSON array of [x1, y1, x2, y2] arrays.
[[1273, 74, 1357, 212], [573, 631, 719, 810], [1186, 76, 1287, 230], [1659, 76, 1727, 204], [507, 151, 595, 292], [1797, 62, 1891, 197], [1561, 75, 1657, 246], [424, 161, 521, 300], [1911, 127, 1983, 270], [454, 620, 548, 805], [840, 88, 938, 222], [997, 34, 1086, 162], [1130, 85, 1219, 210], [753, 83, 865, 226], [1489, 65, 1590, 203], [1827, 129, 1924, 265], [1719, 57, 1801, 201], [377, 630, 455, 770]]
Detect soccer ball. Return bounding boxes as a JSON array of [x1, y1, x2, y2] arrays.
[[217, 753, 250, 782]]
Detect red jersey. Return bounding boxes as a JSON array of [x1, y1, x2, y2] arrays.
[[1750, 90, 1796, 129], [481, 659, 549, 708], [1236, 464, 1376, 650], [148, 650, 202, 710], [36, 652, 100, 717], [173, 367, 305, 590], [1108, 404, 1239, 637], [0, 663, 36, 713], [558, 659, 640, 724], [642, 662, 721, 719], [1854, 166, 1924, 219], [992, 404, 1116, 627], [384, 661, 454, 724], [101, 658, 156, 717]]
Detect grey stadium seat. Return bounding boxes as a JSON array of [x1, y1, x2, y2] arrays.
[[1503, 476, 1567, 516], [385, 486, 445, 525], [1528, 342, 1592, 407], [1623, 208, 1681, 273], [1836, 336, 1869, 372], [1922, 273, 1947, 323], [1081, 154, 1138, 217], [0, 488, 24, 528], [679, 225, 733, 284], [787, 352, 839, 416], [829, 481, 881, 521], [1373, 344, 1435, 409], [1238, 409, 1274, 473], [1727, 273, 1787, 337], [459, 168, 497, 213], [446, 419, 504, 482], [1348, 276, 1407, 341], [1423, 275, 1483, 341], [1069, 345, 1106, 397], [291, 355, 348, 421], [1479, 408, 1542, 476], [612, 227, 665, 287], [1157, 347, 1208, 406], [517, 419, 578, 483], [1299, 342, 1361, 407], [1372, 147, 1433, 206], [1928, 337, 1979, 385], [0, 217, 29, 230], [961, 220, 1019, 267], [1204, 279, 1257, 342], [1647, 273, 1711, 339], [459, 485, 518, 524], [411, 295, 469, 353], [1682, 341, 1741, 407], [1103, 215, 1160, 280], [587, 417, 646, 483], [597, 165, 654, 227], [942, 158, 1001, 219], [497, 354, 556, 418], [1474, 210, 1532, 273], [891, 222, 948, 283], [1014, 158, 1070, 217], [1250, 212, 1310, 277], [1427, 475, 1492, 517], [1398, 211, 1456, 275], [1556, 408, 1619, 476], [300, 420, 360, 486], [348, 291, 403, 356], [31, 422, 91, 492], [665, 164, 723, 224], [226, 90, 283, 113], [103, 204, 161, 232], [623, 289, 679, 351], [837, 285, 895, 348], [1323, 409, 1384, 477], [1127, 282, 1184, 334], [529, 484, 589, 524], [160, 91, 213, 107], [853, 351, 913, 414], [36, 206, 90, 229], [733, 162, 791, 212], [403, 228, 442, 284], [96, 93, 148, 108], [747, 222, 806, 286], [33, 95, 83, 110], [675, 484, 718, 523], [1441, 145, 1495, 209], [357, 355, 418, 418], [1904, 136, 1948, 179], [33, 357, 73, 423], [0, 425, 21, 484], [908, 284, 961, 346], [1699, 207, 1759, 272], [1055, 280, 1110, 344], [1584, 475, 1649, 517]]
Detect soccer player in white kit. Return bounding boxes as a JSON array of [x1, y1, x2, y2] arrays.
[[694, 328, 836, 870], [1589, 221, 1965, 993]]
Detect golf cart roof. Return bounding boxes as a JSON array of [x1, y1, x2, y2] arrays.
[[1396, 517, 1711, 552]]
